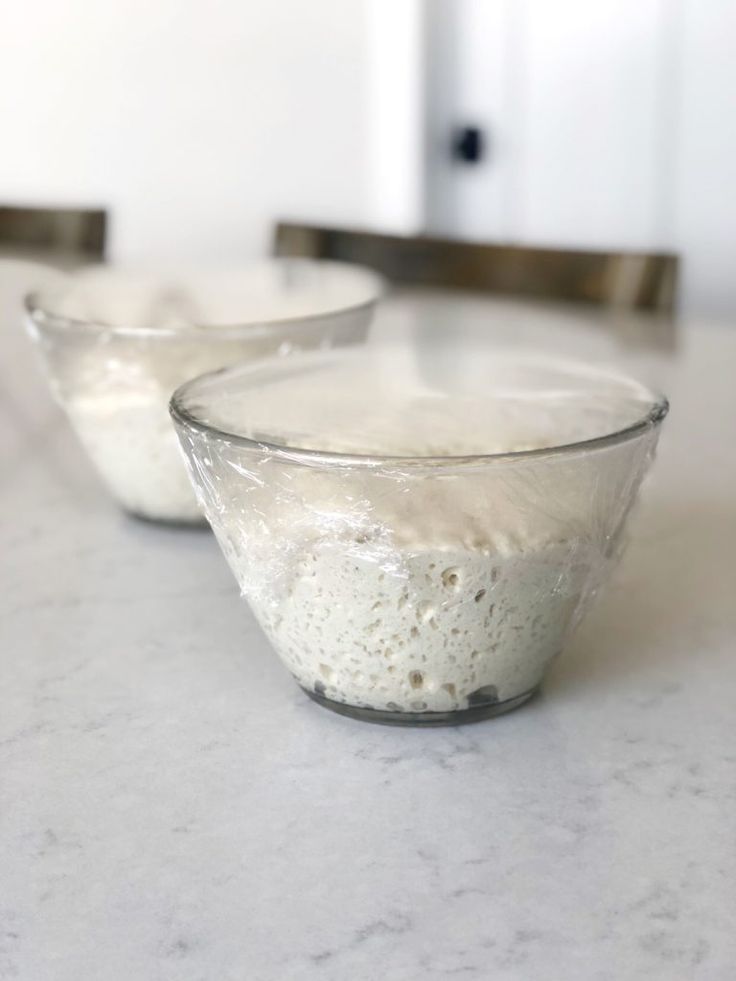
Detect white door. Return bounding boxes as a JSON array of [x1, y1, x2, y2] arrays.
[[425, 0, 673, 251], [423, 0, 736, 318]]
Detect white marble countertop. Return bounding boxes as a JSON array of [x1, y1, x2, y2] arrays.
[[1, 264, 735, 980]]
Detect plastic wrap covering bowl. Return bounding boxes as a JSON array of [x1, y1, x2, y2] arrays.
[[170, 345, 668, 725], [24, 260, 383, 524]]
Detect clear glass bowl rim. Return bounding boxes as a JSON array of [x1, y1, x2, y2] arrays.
[[23, 260, 384, 341], [169, 355, 670, 473]]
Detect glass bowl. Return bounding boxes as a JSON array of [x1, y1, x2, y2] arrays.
[[25, 259, 383, 523], [170, 344, 668, 726]]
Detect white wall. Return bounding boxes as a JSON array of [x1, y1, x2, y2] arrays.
[[0, 0, 375, 262], [366, 0, 426, 233]]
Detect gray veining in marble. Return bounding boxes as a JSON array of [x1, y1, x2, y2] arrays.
[[1, 264, 735, 980]]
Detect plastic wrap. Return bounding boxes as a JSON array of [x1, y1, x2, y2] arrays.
[[24, 261, 382, 523], [171, 347, 668, 721]]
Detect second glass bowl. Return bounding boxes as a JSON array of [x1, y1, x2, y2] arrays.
[[25, 259, 383, 523]]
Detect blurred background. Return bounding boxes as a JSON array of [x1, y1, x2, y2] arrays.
[[1, 0, 735, 318]]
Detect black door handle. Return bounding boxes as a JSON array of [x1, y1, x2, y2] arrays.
[[453, 126, 485, 164]]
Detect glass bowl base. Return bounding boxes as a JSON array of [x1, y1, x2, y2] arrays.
[[302, 684, 540, 727], [124, 507, 210, 530]]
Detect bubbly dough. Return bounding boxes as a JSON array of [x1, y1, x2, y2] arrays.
[[68, 392, 201, 522], [248, 539, 590, 713]]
